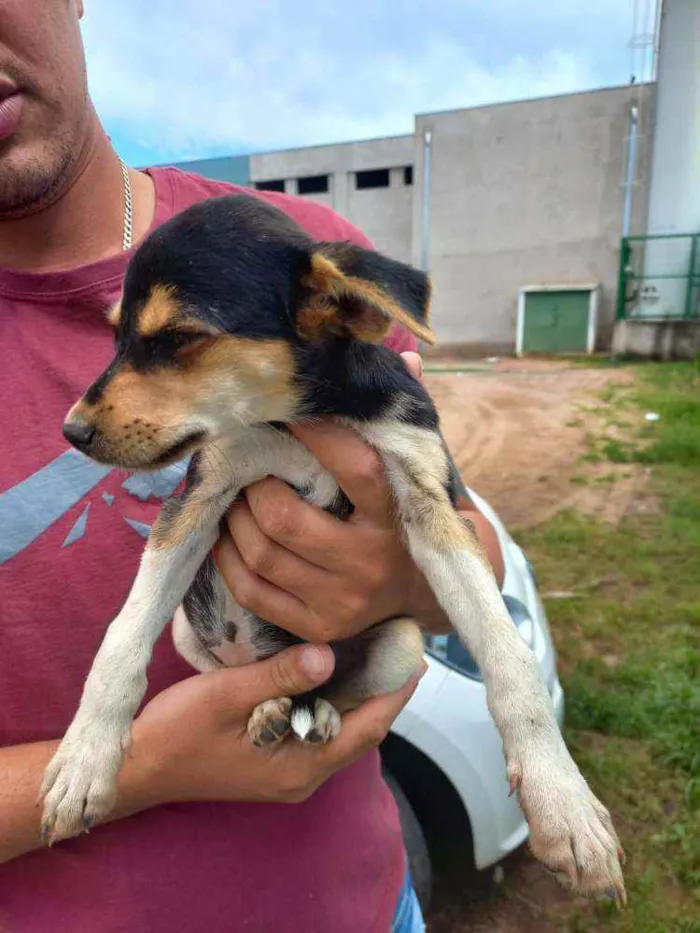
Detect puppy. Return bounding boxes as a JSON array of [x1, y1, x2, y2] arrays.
[[41, 194, 625, 903]]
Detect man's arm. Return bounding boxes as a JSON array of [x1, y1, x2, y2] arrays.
[[0, 645, 422, 865]]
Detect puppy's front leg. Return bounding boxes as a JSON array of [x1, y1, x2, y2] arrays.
[[359, 421, 626, 904], [40, 460, 231, 844], [40, 426, 339, 844]]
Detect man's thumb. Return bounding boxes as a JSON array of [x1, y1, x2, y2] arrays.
[[261, 644, 335, 700]]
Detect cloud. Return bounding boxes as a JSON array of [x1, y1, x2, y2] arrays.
[[81, 0, 632, 163]]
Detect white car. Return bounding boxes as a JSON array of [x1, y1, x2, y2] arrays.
[[381, 488, 565, 908]]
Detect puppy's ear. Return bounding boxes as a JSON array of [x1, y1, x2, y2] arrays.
[[296, 242, 435, 345]]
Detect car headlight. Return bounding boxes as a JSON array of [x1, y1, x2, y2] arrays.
[[425, 596, 535, 681], [503, 595, 534, 648]]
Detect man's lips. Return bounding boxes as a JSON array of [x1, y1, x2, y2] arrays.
[[0, 76, 22, 142]]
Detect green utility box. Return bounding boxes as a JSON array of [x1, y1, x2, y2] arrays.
[[516, 284, 599, 355]]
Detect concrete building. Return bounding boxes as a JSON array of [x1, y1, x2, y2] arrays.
[[170, 83, 668, 355], [249, 136, 416, 265], [415, 85, 653, 353]]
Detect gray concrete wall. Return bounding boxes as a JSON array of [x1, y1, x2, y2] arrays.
[[250, 137, 415, 262], [613, 318, 700, 360], [414, 85, 654, 352]]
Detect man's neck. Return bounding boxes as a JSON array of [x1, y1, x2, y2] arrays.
[[0, 125, 155, 274]]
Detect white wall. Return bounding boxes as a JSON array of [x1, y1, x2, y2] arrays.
[[641, 0, 700, 318]]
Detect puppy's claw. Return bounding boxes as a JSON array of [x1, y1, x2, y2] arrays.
[[603, 884, 626, 908], [513, 753, 626, 906]]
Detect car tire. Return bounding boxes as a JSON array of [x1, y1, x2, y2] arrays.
[[384, 770, 433, 911]]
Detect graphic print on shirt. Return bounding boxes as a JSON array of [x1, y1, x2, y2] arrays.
[[0, 447, 187, 564]]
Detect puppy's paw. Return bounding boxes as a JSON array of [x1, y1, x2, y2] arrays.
[[292, 698, 341, 745], [510, 754, 626, 906], [248, 697, 292, 747], [40, 724, 128, 845]]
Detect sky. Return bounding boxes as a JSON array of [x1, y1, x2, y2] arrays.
[[81, 0, 639, 168]]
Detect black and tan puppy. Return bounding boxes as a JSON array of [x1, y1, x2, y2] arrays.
[[41, 194, 625, 903]]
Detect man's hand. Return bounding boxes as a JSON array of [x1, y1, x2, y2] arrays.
[[215, 352, 504, 641], [127, 644, 424, 809], [0, 645, 424, 864]]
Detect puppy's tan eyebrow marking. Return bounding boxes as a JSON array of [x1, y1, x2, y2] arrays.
[[105, 301, 122, 328], [137, 284, 181, 337]]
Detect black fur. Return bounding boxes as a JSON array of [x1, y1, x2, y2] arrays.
[[121, 195, 311, 342], [181, 556, 222, 651], [116, 194, 439, 431], [293, 338, 439, 428]]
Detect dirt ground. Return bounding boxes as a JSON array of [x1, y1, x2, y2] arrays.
[[422, 360, 636, 933], [427, 359, 643, 532]]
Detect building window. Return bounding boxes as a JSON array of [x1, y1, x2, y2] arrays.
[[403, 166, 413, 186], [355, 168, 390, 190], [255, 179, 285, 192], [297, 174, 329, 195]]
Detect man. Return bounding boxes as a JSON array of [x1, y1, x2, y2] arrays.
[[0, 2, 504, 931]]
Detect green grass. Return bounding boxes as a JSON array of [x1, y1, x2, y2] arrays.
[[516, 361, 700, 931]]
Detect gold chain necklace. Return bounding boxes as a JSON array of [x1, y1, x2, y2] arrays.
[[118, 156, 133, 251]]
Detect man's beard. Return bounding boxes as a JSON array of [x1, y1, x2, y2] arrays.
[[0, 140, 76, 219]]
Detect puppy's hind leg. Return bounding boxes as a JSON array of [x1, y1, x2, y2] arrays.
[[287, 617, 424, 744]]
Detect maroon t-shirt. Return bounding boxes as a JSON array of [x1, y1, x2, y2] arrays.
[[0, 168, 418, 932]]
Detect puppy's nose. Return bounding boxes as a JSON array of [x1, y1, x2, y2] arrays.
[[63, 418, 96, 451]]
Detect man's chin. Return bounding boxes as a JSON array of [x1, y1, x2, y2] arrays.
[[0, 141, 75, 218]]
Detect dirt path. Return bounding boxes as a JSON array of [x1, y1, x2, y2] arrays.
[[426, 362, 638, 530], [422, 361, 636, 932]]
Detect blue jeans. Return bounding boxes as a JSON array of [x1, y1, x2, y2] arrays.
[[391, 874, 426, 933]]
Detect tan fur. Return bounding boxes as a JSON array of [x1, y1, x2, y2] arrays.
[[149, 479, 218, 550], [106, 291, 218, 337], [105, 301, 121, 328], [303, 252, 436, 345], [362, 418, 488, 559], [296, 296, 344, 340], [303, 253, 345, 293], [343, 275, 435, 345], [137, 284, 181, 336]]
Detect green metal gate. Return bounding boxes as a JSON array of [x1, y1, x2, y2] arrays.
[[617, 233, 700, 320], [520, 290, 592, 354]]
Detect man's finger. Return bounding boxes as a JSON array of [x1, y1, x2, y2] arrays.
[[227, 495, 333, 598], [206, 643, 336, 716], [213, 532, 311, 631], [288, 422, 394, 527], [241, 478, 351, 569]]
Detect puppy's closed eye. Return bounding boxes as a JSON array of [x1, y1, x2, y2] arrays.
[[140, 330, 214, 367]]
